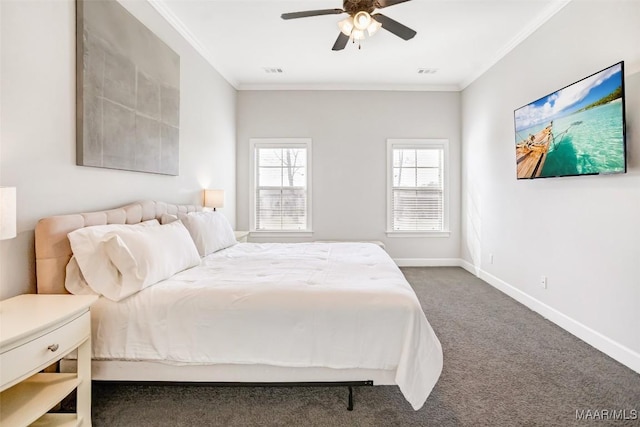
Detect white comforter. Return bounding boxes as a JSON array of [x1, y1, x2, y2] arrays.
[[90, 242, 443, 410]]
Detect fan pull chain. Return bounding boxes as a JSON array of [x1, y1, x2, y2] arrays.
[[349, 35, 363, 50]]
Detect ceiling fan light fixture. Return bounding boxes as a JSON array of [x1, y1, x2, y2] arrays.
[[338, 17, 354, 36], [351, 28, 365, 41], [281, 0, 417, 51], [353, 11, 372, 30], [367, 19, 382, 36]]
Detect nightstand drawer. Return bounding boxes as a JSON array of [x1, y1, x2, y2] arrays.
[[0, 312, 90, 389]]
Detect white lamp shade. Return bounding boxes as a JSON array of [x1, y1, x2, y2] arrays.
[[0, 187, 17, 240], [367, 20, 382, 36], [203, 189, 224, 209], [338, 17, 354, 36], [351, 29, 365, 41]]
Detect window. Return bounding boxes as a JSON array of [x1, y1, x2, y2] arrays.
[[250, 139, 312, 233], [387, 139, 449, 235]]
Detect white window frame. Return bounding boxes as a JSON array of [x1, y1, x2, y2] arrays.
[[249, 138, 313, 237], [386, 138, 450, 237]]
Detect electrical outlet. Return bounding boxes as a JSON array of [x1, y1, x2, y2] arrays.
[[489, 253, 494, 264], [540, 276, 547, 289]]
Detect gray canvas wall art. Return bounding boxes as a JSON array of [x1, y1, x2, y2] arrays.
[[76, 0, 180, 175]]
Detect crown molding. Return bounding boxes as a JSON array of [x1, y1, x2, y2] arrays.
[[237, 83, 461, 92], [147, 0, 571, 94], [460, 0, 572, 90], [147, 0, 239, 89]]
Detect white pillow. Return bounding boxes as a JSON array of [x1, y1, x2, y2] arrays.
[[64, 256, 98, 296], [160, 213, 178, 225], [67, 220, 160, 297], [178, 211, 237, 257], [102, 220, 200, 298]]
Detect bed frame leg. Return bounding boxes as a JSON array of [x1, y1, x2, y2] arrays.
[[347, 386, 354, 411]]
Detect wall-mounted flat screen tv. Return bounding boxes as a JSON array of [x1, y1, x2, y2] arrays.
[[514, 61, 626, 179]]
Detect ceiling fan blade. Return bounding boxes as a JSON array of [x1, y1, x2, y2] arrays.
[[376, 0, 412, 8], [332, 32, 350, 51], [281, 9, 344, 20], [373, 13, 416, 40]]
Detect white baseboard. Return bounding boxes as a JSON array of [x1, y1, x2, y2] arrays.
[[458, 262, 640, 375], [394, 258, 461, 267], [458, 259, 478, 275], [395, 258, 640, 373]]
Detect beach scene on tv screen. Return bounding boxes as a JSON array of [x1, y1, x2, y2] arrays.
[[514, 63, 625, 179]]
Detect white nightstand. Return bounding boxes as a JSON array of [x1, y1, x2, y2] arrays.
[[234, 231, 249, 243], [0, 294, 98, 427]]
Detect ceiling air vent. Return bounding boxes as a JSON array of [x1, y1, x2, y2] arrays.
[[417, 68, 438, 74], [263, 67, 284, 74]]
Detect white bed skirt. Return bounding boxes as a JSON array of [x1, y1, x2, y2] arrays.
[[61, 359, 397, 384]]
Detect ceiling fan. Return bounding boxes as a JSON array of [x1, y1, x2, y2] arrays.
[[281, 0, 416, 51]]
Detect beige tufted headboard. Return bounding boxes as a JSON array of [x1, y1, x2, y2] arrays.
[[35, 200, 201, 295]]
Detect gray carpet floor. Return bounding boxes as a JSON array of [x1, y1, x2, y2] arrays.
[[81, 267, 639, 426]]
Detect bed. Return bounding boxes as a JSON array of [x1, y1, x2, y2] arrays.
[[35, 200, 443, 410]]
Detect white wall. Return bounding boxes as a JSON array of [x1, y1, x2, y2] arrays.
[[0, 0, 237, 298], [237, 90, 461, 261], [461, 0, 640, 370]]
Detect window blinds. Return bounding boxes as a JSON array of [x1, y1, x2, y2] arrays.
[[255, 147, 307, 230], [391, 147, 444, 231]]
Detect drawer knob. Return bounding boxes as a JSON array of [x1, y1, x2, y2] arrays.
[[48, 344, 59, 352]]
